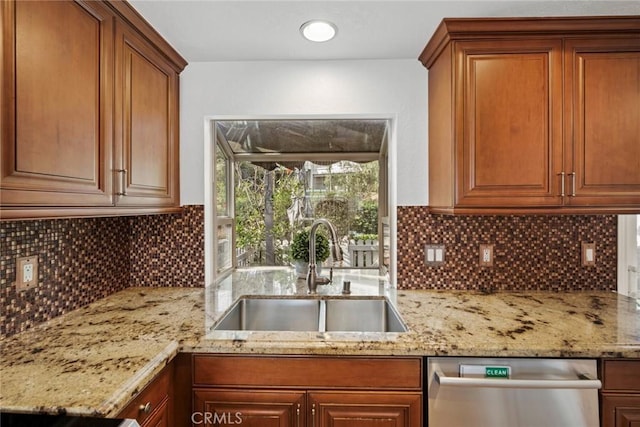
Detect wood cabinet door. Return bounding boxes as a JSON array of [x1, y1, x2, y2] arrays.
[[308, 391, 422, 427], [140, 397, 170, 427], [1, 0, 114, 207], [193, 389, 305, 427], [564, 38, 640, 207], [602, 394, 640, 427], [114, 21, 179, 207], [119, 363, 173, 427], [454, 39, 564, 208]]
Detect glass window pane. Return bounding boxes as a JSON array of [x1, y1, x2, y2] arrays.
[[217, 223, 232, 273], [216, 144, 228, 215], [216, 119, 387, 154]]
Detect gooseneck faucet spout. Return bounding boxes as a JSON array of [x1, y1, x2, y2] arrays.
[[306, 219, 343, 294]]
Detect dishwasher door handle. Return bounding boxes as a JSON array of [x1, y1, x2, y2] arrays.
[[434, 370, 602, 389]]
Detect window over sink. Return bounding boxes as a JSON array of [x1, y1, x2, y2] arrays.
[[205, 116, 394, 285]]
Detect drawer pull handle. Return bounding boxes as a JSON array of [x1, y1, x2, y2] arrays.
[[311, 403, 316, 427], [139, 402, 152, 414], [558, 171, 565, 197], [296, 403, 300, 427]]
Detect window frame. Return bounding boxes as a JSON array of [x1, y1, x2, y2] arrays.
[[213, 128, 235, 277], [204, 115, 397, 289], [618, 214, 639, 298]]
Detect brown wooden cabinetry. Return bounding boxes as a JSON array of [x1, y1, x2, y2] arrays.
[[119, 362, 173, 427], [564, 38, 640, 208], [0, 0, 186, 220], [191, 355, 423, 427], [1, 0, 115, 208], [114, 20, 180, 208], [193, 389, 305, 426], [601, 359, 640, 427], [309, 391, 421, 427], [420, 17, 640, 214]]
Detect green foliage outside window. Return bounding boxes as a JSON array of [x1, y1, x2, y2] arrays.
[[235, 160, 379, 266], [352, 200, 378, 235], [290, 229, 330, 263]]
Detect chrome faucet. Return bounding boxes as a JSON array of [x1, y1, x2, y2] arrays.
[[306, 219, 343, 294]]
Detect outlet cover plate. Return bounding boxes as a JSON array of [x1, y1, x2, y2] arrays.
[[479, 244, 494, 267], [16, 256, 38, 291]]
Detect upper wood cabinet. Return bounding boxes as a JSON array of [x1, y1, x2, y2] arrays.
[[419, 17, 640, 214], [1, 0, 115, 208], [114, 20, 180, 207], [0, 0, 186, 220], [564, 38, 640, 208]]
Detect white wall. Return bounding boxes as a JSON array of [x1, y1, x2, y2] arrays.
[[179, 59, 428, 206]]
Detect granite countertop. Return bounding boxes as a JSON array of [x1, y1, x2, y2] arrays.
[[1, 267, 639, 417], [195, 267, 640, 358], [0, 287, 204, 417]]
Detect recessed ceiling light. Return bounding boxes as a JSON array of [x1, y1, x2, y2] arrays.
[[300, 20, 337, 43]]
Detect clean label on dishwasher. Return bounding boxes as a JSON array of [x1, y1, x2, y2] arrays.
[[459, 364, 511, 378]]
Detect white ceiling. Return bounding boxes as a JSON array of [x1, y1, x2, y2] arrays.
[[129, 1, 640, 62]]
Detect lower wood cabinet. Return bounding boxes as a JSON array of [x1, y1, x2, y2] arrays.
[[309, 391, 421, 427], [601, 359, 640, 427], [193, 389, 305, 427], [191, 355, 423, 427], [118, 362, 173, 427]]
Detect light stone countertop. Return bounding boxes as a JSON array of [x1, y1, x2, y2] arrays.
[[0, 287, 204, 417], [1, 267, 639, 417], [195, 267, 640, 358]]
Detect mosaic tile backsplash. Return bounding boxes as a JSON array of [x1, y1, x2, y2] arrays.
[[130, 205, 204, 288], [397, 206, 617, 291], [1, 204, 617, 336], [1, 217, 131, 337], [1, 206, 204, 337]]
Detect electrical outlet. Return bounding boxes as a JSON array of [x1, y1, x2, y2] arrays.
[[425, 244, 445, 266], [479, 244, 494, 267], [16, 256, 38, 291], [582, 242, 596, 267]]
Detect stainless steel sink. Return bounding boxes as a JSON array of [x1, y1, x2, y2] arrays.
[[324, 299, 407, 332], [212, 296, 407, 333], [213, 298, 321, 331]]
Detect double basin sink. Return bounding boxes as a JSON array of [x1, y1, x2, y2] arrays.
[[213, 296, 408, 333]]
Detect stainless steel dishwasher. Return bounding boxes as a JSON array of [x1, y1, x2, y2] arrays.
[[427, 357, 601, 427]]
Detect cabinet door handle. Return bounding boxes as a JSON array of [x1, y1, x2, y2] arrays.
[[311, 403, 316, 427], [139, 402, 152, 414], [569, 172, 576, 197], [115, 169, 128, 196], [558, 172, 565, 197], [296, 403, 300, 427]]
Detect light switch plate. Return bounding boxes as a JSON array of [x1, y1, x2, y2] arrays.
[[425, 244, 445, 266], [15, 256, 38, 291], [581, 242, 596, 267]]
